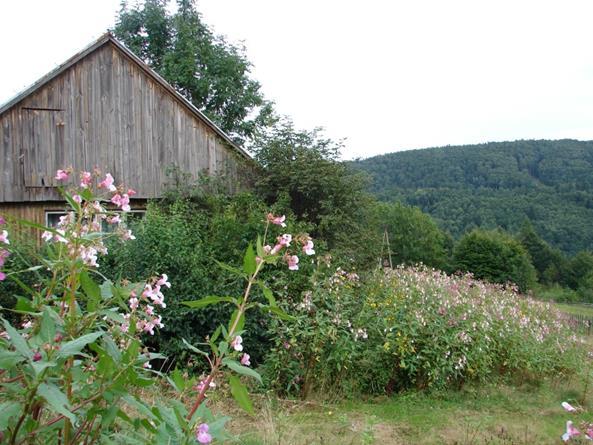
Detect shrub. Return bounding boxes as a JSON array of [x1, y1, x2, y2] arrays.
[[101, 193, 317, 367]]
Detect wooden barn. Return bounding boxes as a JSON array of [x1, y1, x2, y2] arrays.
[[0, 32, 253, 227]]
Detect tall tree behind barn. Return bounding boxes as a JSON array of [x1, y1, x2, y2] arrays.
[[0, 33, 254, 226]]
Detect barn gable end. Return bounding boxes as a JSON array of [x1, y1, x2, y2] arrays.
[[0, 33, 253, 204]]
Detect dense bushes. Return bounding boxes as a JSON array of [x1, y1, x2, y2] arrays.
[[264, 266, 583, 397], [101, 192, 316, 366]]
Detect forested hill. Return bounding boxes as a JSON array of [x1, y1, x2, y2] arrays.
[[351, 139, 593, 255]]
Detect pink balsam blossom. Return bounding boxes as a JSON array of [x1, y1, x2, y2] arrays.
[[80, 171, 92, 188], [196, 423, 212, 444], [287, 255, 299, 271], [562, 421, 580, 442], [157, 274, 171, 288], [267, 213, 286, 227], [562, 402, 577, 413], [98, 173, 117, 192], [241, 353, 251, 366], [302, 240, 315, 255], [230, 335, 243, 352], [55, 169, 69, 181], [0, 230, 9, 245]]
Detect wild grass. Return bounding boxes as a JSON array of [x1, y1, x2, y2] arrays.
[[205, 374, 592, 445]]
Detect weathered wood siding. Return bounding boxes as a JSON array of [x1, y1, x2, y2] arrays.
[[0, 41, 249, 202]]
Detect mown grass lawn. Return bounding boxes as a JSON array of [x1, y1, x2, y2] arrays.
[[218, 376, 592, 445], [556, 303, 593, 318]]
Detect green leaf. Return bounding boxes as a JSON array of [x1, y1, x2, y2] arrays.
[[0, 350, 25, 368], [80, 271, 101, 310], [181, 338, 210, 357], [64, 192, 82, 212], [229, 375, 254, 414], [58, 332, 103, 358], [39, 308, 56, 343], [14, 296, 35, 313], [32, 360, 57, 376], [214, 260, 246, 278], [261, 304, 295, 321], [37, 383, 76, 424], [182, 296, 235, 309], [228, 309, 245, 334], [2, 319, 32, 358], [100, 280, 114, 300], [222, 358, 262, 384], [256, 234, 265, 258], [168, 368, 187, 392], [210, 324, 223, 344], [258, 282, 277, 307], [0, 402, 22, 430], [243, 243, 256, 275]]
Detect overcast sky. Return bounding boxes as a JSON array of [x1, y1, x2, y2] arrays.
[[2, 0, 593, 159]]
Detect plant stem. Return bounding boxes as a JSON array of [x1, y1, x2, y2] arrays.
[[187, 259, 264, 420]]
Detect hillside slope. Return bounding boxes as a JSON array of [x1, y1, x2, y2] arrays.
[[351, 139, 593, 255]]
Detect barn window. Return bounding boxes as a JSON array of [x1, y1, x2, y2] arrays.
[[45, 211, 69, 228]]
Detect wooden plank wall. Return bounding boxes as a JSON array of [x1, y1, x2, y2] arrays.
[[0, 41, 250, 202]]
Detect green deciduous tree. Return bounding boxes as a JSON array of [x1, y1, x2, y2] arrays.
[[113, 0, 274, 143], [377, 202, 450, 270], [453, 229, 537, 292], [251, 119, 378, 267]]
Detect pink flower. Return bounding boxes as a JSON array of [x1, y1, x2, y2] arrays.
[[32, 351, 42, 362], [196, 423, 212, 444], [562, 402, 577, 413], [240, 353, 251, 366], [562, 420, 580, 442], [80, 171, 92, 188], [145, 304, 154, 316], [98, 173, 117, 192], [230, 335, 243, 352], [0, 216, 5, 225], [157, 274, 171, 288], [287, 255, 299, 271], [0, 271, 5, 282], [267, 213, 286, 227], [279, 234, 292, 247], [0, 250, 9, 267], [122, 229, 135, 240], [127, 188, 137, 197], [129, 297, 139, 311], [302, 240, 315, 256], [107, 214, 121, 224], [263, 245, 272, 255], [143, 361, 152, 369], [72, 194, 82, 204], [0, 230, 9, 245], [55, 169, 69, 181]]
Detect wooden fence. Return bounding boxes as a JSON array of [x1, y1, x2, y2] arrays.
[[561, 313, 593, 336]]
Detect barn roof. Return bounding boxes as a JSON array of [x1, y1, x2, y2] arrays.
[[0, 32, 251, 160]]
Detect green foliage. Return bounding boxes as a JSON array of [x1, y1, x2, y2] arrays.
[[453, 229, 537, 292], [517, 220, 569, 285], [264, 267, 584, 397], [101, 191, 316, 366], [352, 139, 593, 255], [252, 118, 379, 268], [0, 178, 226, 444], [113, 0, 274, 143], [376, 202, 450, 270]]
